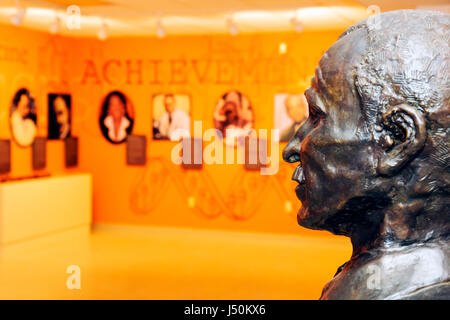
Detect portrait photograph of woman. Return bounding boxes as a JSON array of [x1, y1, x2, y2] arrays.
[[10, 88, 37, 147], [48, 93, 71, 140], [213, 90, 254, 145], [99, 90, 134, 144]]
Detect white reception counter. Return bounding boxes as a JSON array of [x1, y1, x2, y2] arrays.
[[0, 174, 92, 245]]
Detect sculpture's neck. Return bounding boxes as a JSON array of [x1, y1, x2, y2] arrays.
[[349, 196, 449, 258]]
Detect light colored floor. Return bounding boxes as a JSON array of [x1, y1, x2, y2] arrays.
[[0, 224, 351, 299]]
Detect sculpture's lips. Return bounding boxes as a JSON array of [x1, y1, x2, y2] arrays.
[[292, 164, 306, 201]]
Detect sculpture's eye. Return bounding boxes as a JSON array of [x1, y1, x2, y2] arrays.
[[309, 104, 325, 127]]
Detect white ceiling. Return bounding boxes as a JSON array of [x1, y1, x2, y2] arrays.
[[0, 0, 448, 37]]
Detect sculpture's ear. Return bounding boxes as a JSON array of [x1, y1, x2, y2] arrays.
[[377, 104, 427, 176]]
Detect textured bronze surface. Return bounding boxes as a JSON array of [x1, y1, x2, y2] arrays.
[[283, 10, 449, 300]]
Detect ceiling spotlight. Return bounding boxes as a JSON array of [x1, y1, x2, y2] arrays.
[[290, 17, 303, 33], [227, 17, 239, 36], [50, 14, 61, 34], [156, 19, 166, 38], [98, 22, 108, 40], [10, 6, 26, 26]]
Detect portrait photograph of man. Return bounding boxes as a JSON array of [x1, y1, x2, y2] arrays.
[[10, 88, 37, 147], [152, 93, 191, 141], [274, 93, 309, 142], [48, 93, 71, 140]]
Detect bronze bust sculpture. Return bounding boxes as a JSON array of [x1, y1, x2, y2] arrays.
[[283, 10, 449, 299]]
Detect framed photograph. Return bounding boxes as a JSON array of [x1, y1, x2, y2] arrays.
[[99, 90, 134, 144], [48, 93, 71, 140], [213, 90, 254, 146], [10, 88, 37, 147], [274, 93, 308, 142], [152, 93, 191, 141]]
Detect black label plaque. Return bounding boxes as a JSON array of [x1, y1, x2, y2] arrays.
[[126, 135, 147, 165], [65, 136, 78, 167], [0, 140, 11, 174], [181, 138, 203, 169], [244, 137, 268, 171], [32, 137, 46, 170]]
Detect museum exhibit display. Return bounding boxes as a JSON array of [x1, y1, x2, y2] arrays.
[[283, 10, 449, 300], [0, 0, 447, 305]]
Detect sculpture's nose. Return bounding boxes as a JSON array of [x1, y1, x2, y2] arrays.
[[283, 138, 301, 163]]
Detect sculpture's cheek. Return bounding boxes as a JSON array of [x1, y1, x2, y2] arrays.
[[299, 135, 376, 221]]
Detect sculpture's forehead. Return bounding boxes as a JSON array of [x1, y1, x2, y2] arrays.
[[314, 29, 368, 103]]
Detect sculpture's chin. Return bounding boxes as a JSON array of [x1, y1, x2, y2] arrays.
[[297, 204, 338, 233], [297, 205, 322, 231]]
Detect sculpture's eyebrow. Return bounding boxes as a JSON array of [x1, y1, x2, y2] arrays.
[[313, 65, 327, 92], [305, 87, 327, 115], [307, 66, 328, 114]]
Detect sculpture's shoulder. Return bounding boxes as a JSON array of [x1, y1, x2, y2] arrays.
[[393, 281, 450, 300], [320, 242, 450, 300]]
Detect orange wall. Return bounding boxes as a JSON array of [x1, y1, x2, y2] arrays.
[[0, 24, 344, 236]]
